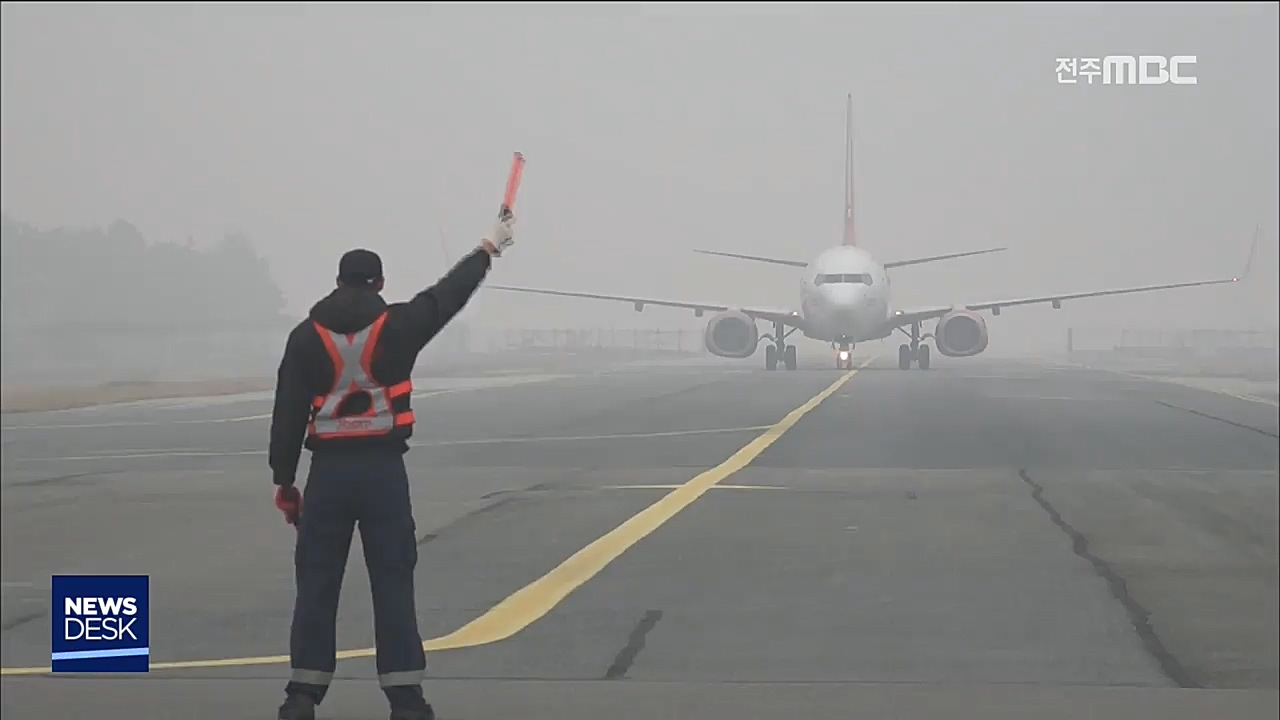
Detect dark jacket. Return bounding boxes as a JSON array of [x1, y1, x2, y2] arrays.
[[268, 247, 492, 486]]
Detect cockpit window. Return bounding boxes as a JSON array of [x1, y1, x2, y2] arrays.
[[815, 273, 873, 286]]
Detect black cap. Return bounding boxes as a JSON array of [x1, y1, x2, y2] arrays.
[[337, 248, 383, 286]]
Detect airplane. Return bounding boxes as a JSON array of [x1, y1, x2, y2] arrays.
[[486, 95, 1256, 372]]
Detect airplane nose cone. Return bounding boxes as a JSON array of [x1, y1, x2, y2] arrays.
[[816, 284, 872, 330], [821, 284, 863, 308], [830, 305, 861, 324]]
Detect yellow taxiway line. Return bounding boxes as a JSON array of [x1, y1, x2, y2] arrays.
[[1, 357, 872, 676]]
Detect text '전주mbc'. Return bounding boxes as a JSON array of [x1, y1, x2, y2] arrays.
[[1056, 55, 1198, 85]]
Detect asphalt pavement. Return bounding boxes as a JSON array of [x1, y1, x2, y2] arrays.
[[1, 353, 1277, 719]]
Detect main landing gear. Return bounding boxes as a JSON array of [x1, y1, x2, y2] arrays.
[[895, 321, 931, 371], [764, 321, 798, 371]]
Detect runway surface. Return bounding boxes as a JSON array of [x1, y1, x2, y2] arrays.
[[2, 354, 1277, 719]]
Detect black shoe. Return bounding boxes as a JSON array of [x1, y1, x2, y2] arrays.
[[278, 694, 317, 720], [389, 705, 435, 720]]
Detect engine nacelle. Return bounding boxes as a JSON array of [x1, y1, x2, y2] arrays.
[[934, 310, 989, 357], [703, 310, 759, 359]]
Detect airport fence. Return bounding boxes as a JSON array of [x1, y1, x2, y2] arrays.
[[1065, 326, 1278, 379], [0, 321, 702, 388], [0, 320, 296, 387], [477, 327, 702, 355]]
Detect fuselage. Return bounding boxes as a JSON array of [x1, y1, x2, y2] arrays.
[[798, 245, 892, 343]]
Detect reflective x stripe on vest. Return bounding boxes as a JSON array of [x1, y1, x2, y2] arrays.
[[308, 312, 414, 439]]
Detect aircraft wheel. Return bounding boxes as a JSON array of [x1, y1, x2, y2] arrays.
[[765, 344, 778, 371], [784, 345, 798, 371], [898, 343, 913, 370], [917, 344, 931, 370]]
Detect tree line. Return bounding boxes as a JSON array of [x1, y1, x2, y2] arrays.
[[1, 213, 289, 334]]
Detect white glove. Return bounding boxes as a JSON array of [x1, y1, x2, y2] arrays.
[[483, 207, 516, 257]]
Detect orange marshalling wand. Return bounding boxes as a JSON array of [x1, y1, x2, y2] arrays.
[[502, 152, 525, 213]]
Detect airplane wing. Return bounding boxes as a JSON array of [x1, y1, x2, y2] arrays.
[[885, 225, 1259, 330], [692, 246, 1007, 269], [882, 247, 1007, 268], [887, 277, 1242, 331], [691, 249, 807, 267], [483, 284, 802, 326]]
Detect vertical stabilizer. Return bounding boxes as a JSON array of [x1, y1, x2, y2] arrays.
[[843, 93, 856, 246]]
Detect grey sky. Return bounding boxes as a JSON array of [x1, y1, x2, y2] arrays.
[[3, 2, 1277, 352]]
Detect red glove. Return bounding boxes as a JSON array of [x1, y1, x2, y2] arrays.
[[275, 486, 303, 526]]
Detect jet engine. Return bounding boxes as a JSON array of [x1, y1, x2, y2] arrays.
[[933, 310, 989, 357], [703, 310, 759, 359]]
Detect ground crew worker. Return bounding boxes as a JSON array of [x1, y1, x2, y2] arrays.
[[269, 209, 516, 720]]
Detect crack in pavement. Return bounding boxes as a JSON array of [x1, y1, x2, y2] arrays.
[[1018, 468, 1198, 689], [415, 480, 569, 546], [602, 610, 663, 680], [416, 495, 522, 547], [1152, 401, 1279, 439], [9, 471, 121, 488], [1, 609, 48, 633]]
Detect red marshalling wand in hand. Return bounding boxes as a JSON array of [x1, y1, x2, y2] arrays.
[[502, 152, 525, 216]]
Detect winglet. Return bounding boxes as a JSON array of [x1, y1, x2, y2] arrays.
[[1233, 224, 1260, 283]]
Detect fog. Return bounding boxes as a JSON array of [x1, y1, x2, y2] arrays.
[[2, 2, 1277, 385]]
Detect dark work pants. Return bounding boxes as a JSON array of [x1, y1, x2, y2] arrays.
[[284, 448, 429, 711]]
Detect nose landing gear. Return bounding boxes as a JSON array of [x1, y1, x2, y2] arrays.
[[834, 340, 855, 370]]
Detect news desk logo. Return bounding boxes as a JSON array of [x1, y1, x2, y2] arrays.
[[51, 575, 149, 673], [1056, 56, 1197, 85]]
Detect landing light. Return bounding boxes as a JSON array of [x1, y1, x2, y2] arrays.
[[838, 350, 850, 361]]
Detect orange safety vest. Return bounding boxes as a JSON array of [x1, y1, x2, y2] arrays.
[[307, 312, 415, 439]]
